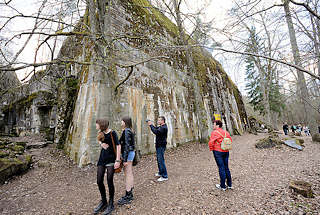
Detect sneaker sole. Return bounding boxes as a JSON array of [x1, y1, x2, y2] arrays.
[[118, 200, 132, 206], [94, 205, 107, 214], [157, 179, 168, 182]]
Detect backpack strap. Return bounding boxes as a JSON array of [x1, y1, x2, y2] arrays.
[[215, 130, 226, 138], [110, 130, 117, 157]]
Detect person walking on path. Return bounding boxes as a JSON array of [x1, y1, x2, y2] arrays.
[[291, 125, 296, 134], [118, 117, 136, 206], [283, 123, 289, 135], [304, 126, 310, 136], [94, 119, 121, 215], [147, 116, 168, 182], [208, 120, 232, 191]]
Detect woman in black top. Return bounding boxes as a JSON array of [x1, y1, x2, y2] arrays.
[[94, 119, 121, 215], [118, 117, 135, 205]]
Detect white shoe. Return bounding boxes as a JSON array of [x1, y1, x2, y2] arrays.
[[157, 177, 168, 182], [215, 184, 226, 191], [154, 173, 161, 177], [227, 186, 233, 190]]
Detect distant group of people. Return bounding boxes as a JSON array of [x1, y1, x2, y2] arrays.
[[93, 116, 232, 214], [282, 122, 310, 136]]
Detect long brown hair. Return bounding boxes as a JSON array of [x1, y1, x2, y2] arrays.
[[97, 132, 105, 142], [96, 119, 109, 142], [122, 116, 132, 129], [96, 118, 109, 131]]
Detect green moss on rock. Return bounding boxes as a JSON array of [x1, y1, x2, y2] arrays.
[[8, 144, 25, 152], [0, 150, 9, 158], [128, 0, 179, 37], [25, 155, 32, 164], [0, 156, 31, 184], [15, 142, 27, 147]]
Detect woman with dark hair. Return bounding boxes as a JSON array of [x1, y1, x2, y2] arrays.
[[118, 116, 135, 205], [94, 119, 121, 215], [208, 120, 233, 191]]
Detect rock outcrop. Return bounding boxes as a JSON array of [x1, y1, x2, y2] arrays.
[[312, 133, 320, 143], [289, 180, 314, 198], [0, 138, 32, 184]]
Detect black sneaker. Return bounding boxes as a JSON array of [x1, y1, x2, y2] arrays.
[[117, 191, 133, 205], [94, 200, 107, 214], [118, 196, 133, 205], [102, 203, 114, 215]]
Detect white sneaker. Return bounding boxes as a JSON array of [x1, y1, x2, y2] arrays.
[[157, 177, 168, 182], [215, 184, 226, 191], [154, 173, 161, 177], [227, 186, 233, 190]]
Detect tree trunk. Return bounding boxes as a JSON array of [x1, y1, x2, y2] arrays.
[[311, 15, 320, 96], [172, 0, 208, 141], [283, 0, 319, 135], [257, 63, 271, 124]]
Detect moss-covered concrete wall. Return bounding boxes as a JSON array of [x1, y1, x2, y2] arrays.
[[62, 0, 248, 166]]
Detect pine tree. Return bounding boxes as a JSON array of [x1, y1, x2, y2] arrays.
[[245, 57, 264, 114], [245, 27, 285, 118]]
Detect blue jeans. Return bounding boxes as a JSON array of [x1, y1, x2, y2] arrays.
[[127, 151, 135, 161], [213, 151, 232, 188], [156, 146, 168, 178]]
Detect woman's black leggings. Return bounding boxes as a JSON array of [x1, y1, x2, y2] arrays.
[[97, 165, 115, 202]]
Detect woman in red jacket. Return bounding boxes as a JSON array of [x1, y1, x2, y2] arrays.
[[208, 120, 232, 191]]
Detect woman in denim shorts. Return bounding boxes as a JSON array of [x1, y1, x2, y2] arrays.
[[118, 117, 135, 205]]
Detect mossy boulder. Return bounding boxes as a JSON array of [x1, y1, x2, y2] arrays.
[[295, 138, 304, 146], [8, 144, 25, 153], [289, 180, 314, 198], [312, 133, 320, 143], [15, 142, 27, 147], [269, 132, 279, 139], [0, 155, 32, 184], [0, 139, 11, 148], [255, 137, 283, 149], [0, 150, 9, 158]]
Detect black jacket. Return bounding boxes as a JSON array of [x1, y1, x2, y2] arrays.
[[150, 124, 168, 148], [120, 128, 135, 162]]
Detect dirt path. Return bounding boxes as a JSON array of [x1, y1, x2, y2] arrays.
[[1, 133, 319, 214]]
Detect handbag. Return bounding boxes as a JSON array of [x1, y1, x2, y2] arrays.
[[110, 130, 123, 173], [132, 149, 139, 166]]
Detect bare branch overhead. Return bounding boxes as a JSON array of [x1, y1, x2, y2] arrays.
[[289, 0, 320, 20]]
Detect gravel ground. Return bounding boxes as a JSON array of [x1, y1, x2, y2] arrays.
[[0, 133, 319, 215]]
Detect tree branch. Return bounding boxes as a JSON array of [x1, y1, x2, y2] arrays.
[[0, 14, 76, 32], [113, 55, 170, 93], [289, 0, 320, 20], [0, 59, 92, 73], [216, 48, 320, 80], [114, 66, 133, 93]]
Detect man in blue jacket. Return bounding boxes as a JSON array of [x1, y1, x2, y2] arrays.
[[147, 116, 168, 182]]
